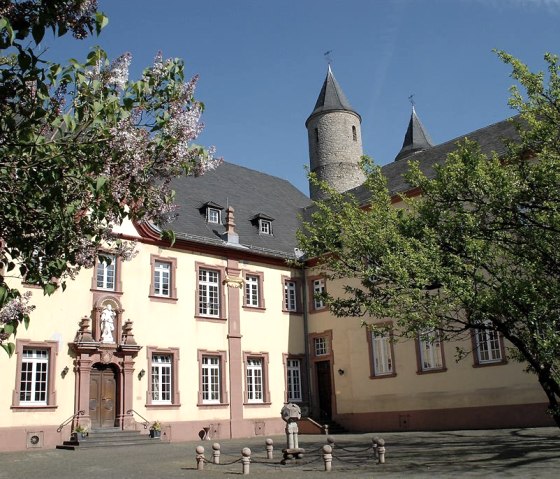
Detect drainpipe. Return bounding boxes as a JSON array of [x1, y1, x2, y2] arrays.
[[301, 262, 313, 415]]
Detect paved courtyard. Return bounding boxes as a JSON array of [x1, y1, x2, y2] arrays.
[[0, 427, 559, 478]]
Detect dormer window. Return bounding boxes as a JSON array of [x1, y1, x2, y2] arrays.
[[251, 213, 274, 236], [260, 219, 272, 235], [199, 201, 224, 224], [207, 208, 221, 224]]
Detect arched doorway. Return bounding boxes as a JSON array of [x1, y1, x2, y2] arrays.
[[90, 363, 118, 429]]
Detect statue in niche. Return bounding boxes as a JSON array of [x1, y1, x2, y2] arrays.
[[100, 304, 116, 343]]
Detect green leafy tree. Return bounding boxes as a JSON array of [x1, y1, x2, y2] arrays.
[[0, 1, 219, 354], [298, 51, 560, 427]]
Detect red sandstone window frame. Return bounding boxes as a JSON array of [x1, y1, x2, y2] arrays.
[[195, 262, 227, 321], [309, 330, 333, 359], [91, 252, 123, 294], [197, 349, 229, 407], [366, 325, 397, 379], [149, 254, 178, 302], [11, 339, 58, 410], [242, 352, 270, 405], [146, 346, 181, 408]]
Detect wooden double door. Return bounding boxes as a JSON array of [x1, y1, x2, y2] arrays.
[[89, 363, 118, 429]]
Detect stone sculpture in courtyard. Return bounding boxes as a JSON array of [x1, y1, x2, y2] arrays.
[[280, 402, 305, 463]]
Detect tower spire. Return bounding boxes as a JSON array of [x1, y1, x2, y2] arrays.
[[394, 105, 433, 162]]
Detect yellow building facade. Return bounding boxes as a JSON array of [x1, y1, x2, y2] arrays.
[[0, 66, 553, 452]]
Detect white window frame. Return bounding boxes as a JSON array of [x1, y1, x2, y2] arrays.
[[151, 354, 172, 404], [259, 219, 272, 235], [371, 331, 393, 376], [19, 348, 49, 405], [246, 358, 263, 403], [201, 356, 221, 404], [287, 358, 302, 402], [313, 278, 325, 310], [96, 253, 116, 291], [245, 275, 260, 307], [199, 268, 220, 317], [284, 280, 297, 312], [314, 337, 328, 356], [153, 260, 171, 297], [419, 330, 443, 371], [475, 324, 503, 364], [207, 208, 221, 224]]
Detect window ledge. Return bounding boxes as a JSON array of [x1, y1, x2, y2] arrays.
[[473, 360, 508, 368], [243, 402, 272, 407], [11, 405, 58, 411], [145, 404, 181, 409], [148, 295, 178, 303], [197, 402, 230, 408], [242, 306, 266, 312], [90, 288, 123, 295], [369, 373, 397, 380], [416, 368, 448, 375], [195, 315, 227, 323]]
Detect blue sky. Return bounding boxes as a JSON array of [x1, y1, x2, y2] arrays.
[[44, 0, 560, 195]]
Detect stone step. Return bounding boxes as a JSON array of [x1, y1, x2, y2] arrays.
[[56, 428, 164, 450]]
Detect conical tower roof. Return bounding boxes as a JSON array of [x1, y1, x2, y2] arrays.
[[305, 65, 361, 127], [394, 106, 433, 162]]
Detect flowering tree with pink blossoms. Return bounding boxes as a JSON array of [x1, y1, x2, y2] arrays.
[[0, 1, 220, 354]]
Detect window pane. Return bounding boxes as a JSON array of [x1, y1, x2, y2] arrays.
[[20, 348, 49, 405], [245, 275, 259, 307], [96, 254, 116, 290], [154, 261, 171, 296], [247, 358, 263, 403], [152, 354, 172, 403], [287, 358, 302, 402], [284, 281, 297, 311], [199, 269, 220, 316], [372, 332, 393, 376]]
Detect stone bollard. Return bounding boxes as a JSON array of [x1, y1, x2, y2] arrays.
[[242, 447, 251, 475], [377, 438, 386, 464], [265, 438, 274, 459], [326, 435, 335, 449], [372, 437, 379, 459], [323, 424, 329, 436], [322, 444, 333, 472], [212, 442, 221, 464], [196, 445, 205, 471]]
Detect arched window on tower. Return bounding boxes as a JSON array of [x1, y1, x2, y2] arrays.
[[352, 125, 357, 141], [315, 128, 319, 144]]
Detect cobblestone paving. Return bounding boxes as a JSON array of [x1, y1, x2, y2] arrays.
[[0, 427, 559, 478]]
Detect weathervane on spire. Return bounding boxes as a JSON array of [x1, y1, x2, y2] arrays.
[[408, 93, 416, 108], [324, 50, 333, 66]]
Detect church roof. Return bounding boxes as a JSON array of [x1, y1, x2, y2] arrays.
[[162, 162, 311, 260], [394, 106, 434, 162], [357, 116, 519, 202], [305, 65, 361, 126]]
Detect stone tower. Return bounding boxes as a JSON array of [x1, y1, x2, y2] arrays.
[[306, 65, 365, 201]]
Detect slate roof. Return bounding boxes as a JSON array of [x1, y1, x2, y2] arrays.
[[164, 162, 312, 260], [159, 117, 520, 260], [394, 107, 434, 162], [352, 116, 520, 205], [305, 65, 361, 126]]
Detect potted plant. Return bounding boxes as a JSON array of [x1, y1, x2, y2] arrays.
[[73, 424, 88, 441], [149, 420, 162, 439]]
